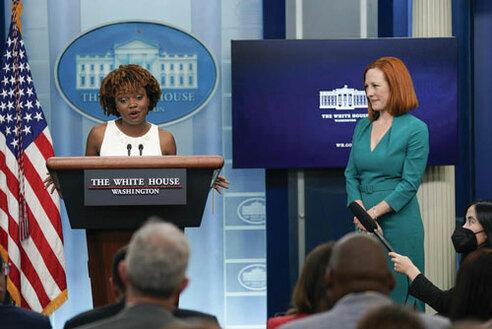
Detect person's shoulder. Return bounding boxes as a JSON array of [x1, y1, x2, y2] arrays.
[[90, 122, 109, 134], [64, 302, 124, 329], [64, 308, 93, 329], [0, 305, 51, 329], [86, 122, 109, 155], [87, 122, 109, 141], [352, 117, 371, 137], [268, 314, 307, 329], [174, 308, 218, 323], [418, 313, 451, 329], [73, 313, 127, 329], [397, 113, 427, 130], [279, 311, 332, 329], [12, 305, 51, 323], [157, 126, 174, 138], [157, 127, 176, 155], [355, 117, 371, 129]]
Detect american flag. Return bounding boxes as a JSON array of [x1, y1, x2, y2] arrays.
[[0, 5, 67, 314]]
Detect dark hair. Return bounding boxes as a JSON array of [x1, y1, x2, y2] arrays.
[[471, 200, 492, 247], [357, 305, 424, 329], [112, 246, 128, 293], [99, 64, 162, 116], [364, 56, 418, 121], [287, 241, 335, 314], [449, 248, 492, 321]]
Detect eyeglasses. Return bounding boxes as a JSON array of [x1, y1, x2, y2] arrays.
[[1, 262, 10, 276]]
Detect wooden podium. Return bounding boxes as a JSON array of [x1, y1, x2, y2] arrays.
[[47, 155, 223, 307]]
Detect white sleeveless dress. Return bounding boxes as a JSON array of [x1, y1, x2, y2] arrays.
[[99, 120, 162, 156]]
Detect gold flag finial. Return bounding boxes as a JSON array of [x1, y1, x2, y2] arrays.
[[12, 0, 23, 33]]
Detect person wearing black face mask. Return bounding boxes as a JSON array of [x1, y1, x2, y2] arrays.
[[388, 201, 492, 316], [451, 227, 485, 254]]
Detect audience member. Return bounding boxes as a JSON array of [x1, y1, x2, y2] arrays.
[[280, 233, 450, 329], [356, 304, 424, 329], [64, 246, 128, 329], [449, 248, 492, 322], [76, 220, 190, 329], [65, 243, 218, 329], [390, 200, 492, 315], [267, 242, 335, 329], [0, 256, 52, 329]]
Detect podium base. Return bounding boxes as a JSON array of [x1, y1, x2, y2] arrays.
[[86, 230, 134, 307]]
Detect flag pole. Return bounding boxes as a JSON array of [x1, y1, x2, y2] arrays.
[[13, 0, 23, 32], [10, 0, 29, 241]]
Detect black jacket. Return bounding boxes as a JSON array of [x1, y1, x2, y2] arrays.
[[409, 273, 454, 316]]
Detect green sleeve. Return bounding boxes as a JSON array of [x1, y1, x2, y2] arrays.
[[345, 121, 363, 206], [384, 122, 429, 212]]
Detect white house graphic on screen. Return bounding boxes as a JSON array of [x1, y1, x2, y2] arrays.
[[319, 84, 367, 110], [75, 39, 198, 90]]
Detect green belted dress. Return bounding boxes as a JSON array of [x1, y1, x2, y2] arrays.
[[344, 113, 429, 309]]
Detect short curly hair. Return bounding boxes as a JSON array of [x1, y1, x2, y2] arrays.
[[99, 64, 162, 116]]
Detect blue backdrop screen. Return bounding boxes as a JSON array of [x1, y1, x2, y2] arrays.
[[231, 38, 457, 168]]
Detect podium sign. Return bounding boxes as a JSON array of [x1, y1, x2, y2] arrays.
[[47, 155, 224, 230], [84, 168, 186, 206]]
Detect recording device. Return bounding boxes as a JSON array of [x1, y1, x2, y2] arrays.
[[348, 201, 395, 252], [138, 144, 144, 156], [127, 144, 132, 156]]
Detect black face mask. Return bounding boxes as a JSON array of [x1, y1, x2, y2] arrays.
[[451, 227, 484, 253]]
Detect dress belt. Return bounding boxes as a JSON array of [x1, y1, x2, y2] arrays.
[[359, 182, 398, 194]]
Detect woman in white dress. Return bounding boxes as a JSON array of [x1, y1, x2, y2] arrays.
[[85, 64, 176, 157], [46, 64, 228, 191]]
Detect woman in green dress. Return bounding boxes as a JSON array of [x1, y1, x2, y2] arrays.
[[344, 57, 429, 309]]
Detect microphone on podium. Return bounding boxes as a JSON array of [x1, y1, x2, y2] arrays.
[[348, 201, 395, 252], [138, 144, 144, 156], [127, 144, 132, 156]]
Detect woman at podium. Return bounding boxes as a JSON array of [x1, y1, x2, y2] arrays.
[[85, 64, 176, 157], [46, 64, 228, 191]]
